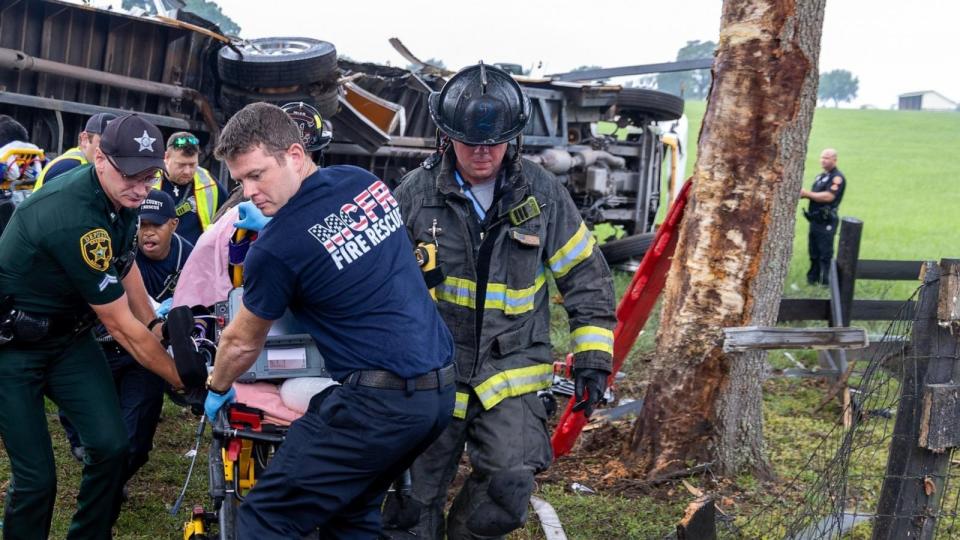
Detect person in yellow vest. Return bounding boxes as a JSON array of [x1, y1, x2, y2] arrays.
[[34, 112, 116, 190], [152, 131, 225, 244]]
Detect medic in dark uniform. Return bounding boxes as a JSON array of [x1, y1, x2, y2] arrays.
[[204, 102, 454, 538], [800, 147, 846, 286]]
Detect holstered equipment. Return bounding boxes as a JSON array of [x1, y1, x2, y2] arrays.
[[415, 242, 444, 299], [0, 294, 98, 345]]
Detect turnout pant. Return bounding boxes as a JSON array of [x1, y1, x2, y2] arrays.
[[0, 333, 129, 540], [807, 220, 838, 286], [237, 374, 454, 539], [403, 384, 553, 540], [60, 354, 166, 485]]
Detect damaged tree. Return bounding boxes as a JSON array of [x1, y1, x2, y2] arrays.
[[627, 0, 827, 477]]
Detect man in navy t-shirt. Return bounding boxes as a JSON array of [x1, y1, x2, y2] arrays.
[[136, 190, 193, 302], [205, 102, 454, 538]]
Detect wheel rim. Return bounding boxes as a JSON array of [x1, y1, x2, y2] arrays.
[[240, 38, 318, 57]]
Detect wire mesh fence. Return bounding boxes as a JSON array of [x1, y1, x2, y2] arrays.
[[709, 263, 960, 539]]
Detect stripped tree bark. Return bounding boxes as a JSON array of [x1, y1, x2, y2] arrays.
[[626, 0, 827, 477]]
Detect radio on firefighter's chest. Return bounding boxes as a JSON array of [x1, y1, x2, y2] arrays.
[[174, 197, 196, 217]]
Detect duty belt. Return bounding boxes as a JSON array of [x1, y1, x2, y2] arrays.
[[0, 307, 96, 345], [343, 364, 456, 391]]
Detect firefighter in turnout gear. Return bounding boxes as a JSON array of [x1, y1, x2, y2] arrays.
[[800, 148, 846, 286], [387, 63, 617, 539]]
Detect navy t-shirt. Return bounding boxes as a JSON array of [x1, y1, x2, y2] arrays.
[[242, 165, 453, 381], [136, 233, 193, 302]]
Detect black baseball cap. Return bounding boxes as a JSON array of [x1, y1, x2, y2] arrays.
[[84, 113, 117, 135], [139, 189, 176, 225], [99, 114, 164, 177]]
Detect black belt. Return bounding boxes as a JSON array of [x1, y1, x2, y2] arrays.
[[0, 310, 94, 344], [98, 338, 128, 358], [343, 364, 455, 391]]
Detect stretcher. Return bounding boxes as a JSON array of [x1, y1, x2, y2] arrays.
[[183, 403, 288, 540], [170, 297, 323, 540]]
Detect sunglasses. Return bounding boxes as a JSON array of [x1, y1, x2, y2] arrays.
[[170, 135, 200, 149]]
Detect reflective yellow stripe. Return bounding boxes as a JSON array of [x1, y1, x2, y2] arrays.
[[436, 276, 476, 308], [436, 268, 546, 315], [473, 364, 553, 410], [486, 268, 546, 315], [34, 147, 87, 191], [193, 167, 218, 231], [453, 391, 469, 419], [547, 222, 596, 278], [571, 325, 614, 355], [151, 168, 219, 231]]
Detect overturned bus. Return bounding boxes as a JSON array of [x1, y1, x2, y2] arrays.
[[0, 0, 687, 262]]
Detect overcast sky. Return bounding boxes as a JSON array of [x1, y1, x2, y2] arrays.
[[201, 1, 957, 109]]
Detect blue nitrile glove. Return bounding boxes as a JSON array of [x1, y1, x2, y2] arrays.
[[204, 385, 236, 422], [234, 201, 271, 232], [155, 298, 173, 318]]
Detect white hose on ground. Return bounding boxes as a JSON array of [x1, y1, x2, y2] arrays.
[[530, 495, 568, 540]]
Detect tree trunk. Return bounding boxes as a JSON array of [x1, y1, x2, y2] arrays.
[[626, 0, 826, 478]]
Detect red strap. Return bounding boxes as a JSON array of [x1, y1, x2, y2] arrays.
[[550, 179, 693, 459]]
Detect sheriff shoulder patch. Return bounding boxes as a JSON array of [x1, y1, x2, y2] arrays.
[[80, 229, 113, 272]]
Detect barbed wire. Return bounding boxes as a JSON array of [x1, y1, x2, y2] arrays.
[[701, 277, 960, 539]]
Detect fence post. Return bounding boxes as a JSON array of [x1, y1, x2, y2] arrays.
[[836, 217, 863, 327], [873, 260, 960, 539], [821, 219, 862, 377]]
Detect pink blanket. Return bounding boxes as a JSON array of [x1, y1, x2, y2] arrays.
[[172, 206, 239, 309], [232, 381, 302, 426]]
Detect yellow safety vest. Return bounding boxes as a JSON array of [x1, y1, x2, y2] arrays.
[[33, 147, 87, 191], [152, 167, 219, 232]]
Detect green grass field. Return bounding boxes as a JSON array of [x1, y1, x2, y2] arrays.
[[538, 103, 960, 538], [1, 104, 957, 539], [681, 100, 960, 301]]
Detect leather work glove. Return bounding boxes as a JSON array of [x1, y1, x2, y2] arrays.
[[537, 389, 558, 418], [572, 368, 609, 419], [204, 385, 236, 422], [234, 200, 272, 231]]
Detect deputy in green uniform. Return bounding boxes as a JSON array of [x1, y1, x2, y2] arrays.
[[0, 114, 190, 539]]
